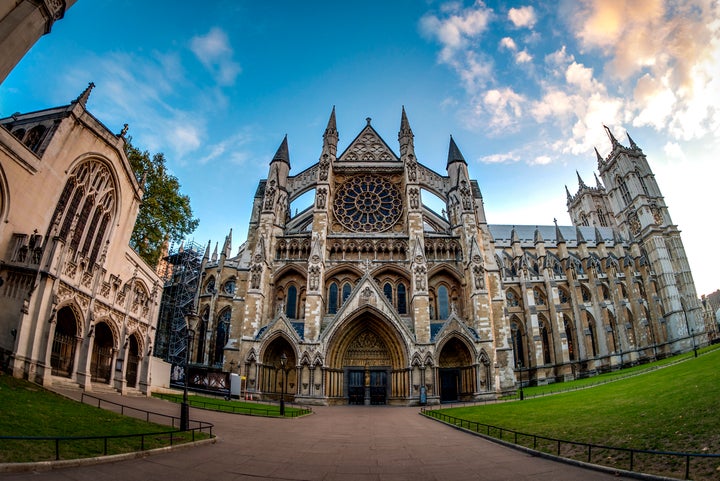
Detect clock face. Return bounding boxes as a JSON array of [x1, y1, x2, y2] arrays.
[[333, 175, 402, 233]]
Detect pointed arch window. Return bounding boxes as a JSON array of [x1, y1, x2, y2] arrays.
[[540, 320, 552, 364], [437, 285, 449, 319], [328, 282, 338, 314], [511, 320, 526, 367], [383, 283, 393, 303], [51, 160, 116, 266], [286, 285, 298, 318], [342, 282, 352, 305], [581, 285, 592, 303], [597, 208, 607, 227], [397, 283, 407, 314], [558, 287, 570, 304], [213, 309, 231, 365], [617, 175, 631, 205], [564, 316, 576, 361], [588, 321, 598, 357], [638, 174, 649, 196], [196, 308, 209, 364]]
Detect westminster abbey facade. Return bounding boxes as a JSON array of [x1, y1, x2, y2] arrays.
[[191, 108, 706, 405]]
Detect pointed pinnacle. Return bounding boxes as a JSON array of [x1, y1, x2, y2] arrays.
[[603, 124, 619, 147], [271, 135, 290, 166], [565, 185, 572, 202], [627, 131, 640, 150], [594, 172, 603, 189], [74, 82, 95, 107], [447, 135, 467, 167], [324, 106, 337, 137], [576, 170, 587, 189]]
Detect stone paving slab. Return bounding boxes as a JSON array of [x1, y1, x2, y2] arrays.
[[2, 389, 649, 481]]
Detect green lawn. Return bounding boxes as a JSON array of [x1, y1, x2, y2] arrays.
[[0, 375, 207, 463], [153, 391, 312, 417], [434, 346, 720, 480]]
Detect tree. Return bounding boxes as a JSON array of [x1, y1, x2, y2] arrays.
[[125, 139, 199, 267]]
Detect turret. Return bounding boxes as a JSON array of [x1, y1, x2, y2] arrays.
[[398, 106, 414, 158]]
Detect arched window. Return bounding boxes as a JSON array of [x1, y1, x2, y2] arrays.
[[196, 308, 208, 364], [223, 279, 236, 295], [617, 175, 631, 205], [51, 161, 117, 267], [588, 319, 598, 357], [342, 282, 352, 305], [534, 288, 546, 305], [602, 284, 610, 300], [597, 208, 607, 227], [24, 125, 46, 151], [558, 287, 570, 304], [638, 174, 649, 196], [383, 283, 393, 303], [328, 282, 338, 314], [286, 285, 298, 318], [397, 283, 407, 314], [581, 285, 592, 302], [437, 285, 449, 319], [511, 321, 526, 367], [564, 316, 576, 361], [506, 289, 520, 307], [580, 213, 589, 227], [213, 309, 231, 365], [540, 320, 552, 364]]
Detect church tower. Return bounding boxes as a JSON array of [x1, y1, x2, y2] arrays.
[[595, 127, 702, 352]]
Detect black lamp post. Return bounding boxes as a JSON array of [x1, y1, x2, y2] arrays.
[[279, 352, 287, 416], [180, 329, 194, 431], [518, 360, 524, 401]]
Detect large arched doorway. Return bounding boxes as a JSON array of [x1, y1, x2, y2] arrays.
[[90, 322, 114, 383], [125, 334, 140, 388], [325, 310, 408, 405], [438, 337, 475, 402], [260, 337, 297, 401], [50, 307, 78, 377]]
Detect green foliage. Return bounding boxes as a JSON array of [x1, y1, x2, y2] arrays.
[[125, 139, 199, 266]]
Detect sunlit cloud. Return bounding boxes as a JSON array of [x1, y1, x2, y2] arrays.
[[190, 27, 242, 86], [508, 6, 536, 29]]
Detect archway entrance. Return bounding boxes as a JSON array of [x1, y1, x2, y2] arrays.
[[260, 337, 296, 401], [90, 323, 114, 383], [126, 335, 140, 388], [438, 337, 475, 402], [50, 307, 78, 377], [326, 311, 408, 405]]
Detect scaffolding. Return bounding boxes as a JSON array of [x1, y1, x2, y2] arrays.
[[154, 241, 203, 369]]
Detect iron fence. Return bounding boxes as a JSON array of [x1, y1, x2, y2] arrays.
[[421, 409, 720, 480], [1, 393, 213, 463], [153, 392, 313, 417]]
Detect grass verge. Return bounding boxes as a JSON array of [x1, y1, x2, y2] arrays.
[[153, 391, 312, 417], [0, 375, 208, 463], [434, 347, 720, 480]]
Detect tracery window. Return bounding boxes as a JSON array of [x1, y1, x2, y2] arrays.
[[333, 175, 402, 233], [580, 213, 589, 227], [511, 320, 526, 367], [597, 208, 607, 227], [437, 285, 449, 319], [558, 288, 570, 304], [540, 320, 552, 364], [564, 316, 576, 361], [205, 277, 216, 294], [196, 308, 209, 363], [581, 285, 592, 303], [506, 289, 520, 307], [638, 173, 649, 196], [383, 283, 393, 303], [617, 175, 631, 206], [533, 288, 546, 306], [223, 279, 236, 295], [50, 160, 116, 267], [602, 284, 610, 300]]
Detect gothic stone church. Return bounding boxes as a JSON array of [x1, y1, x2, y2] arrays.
[[194, 108, 705, 405]]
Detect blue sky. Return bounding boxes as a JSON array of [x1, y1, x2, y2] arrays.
[[1, 0, 718, 295]]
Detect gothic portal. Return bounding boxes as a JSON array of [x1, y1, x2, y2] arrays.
[[193, 108, 706, 405]]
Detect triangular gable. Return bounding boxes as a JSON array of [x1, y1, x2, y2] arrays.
[[432, 315, 481, 345], [320, 271, 414, 342], [338, 122, 399, 162], [255, 312, 303, 342]]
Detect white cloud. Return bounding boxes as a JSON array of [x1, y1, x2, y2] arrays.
[[508, 6, 536, 28], [663, 141, 686, 161], [190, 27, 241, 86], [530, 155, 552, 165], [479, 152, 520, 164], [500, 37, 517, 51], [515, 50, 533, 63], [480, 87, 526, 131], [198, 131, 254, 165]]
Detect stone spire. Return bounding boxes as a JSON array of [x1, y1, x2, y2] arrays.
[[271, 135, 290, 166], [594, 172, 604, 189], [323, 106, 338, 157], [398, 105, 414, 156], [603, 124, 619, 148], [447, 135, 467, 167], [627, 131, 640, 151], [73, 82, 95, 108], [595, 147, 605, 169], [565, 185, 572, 203], [554, 218, 565, 243], [576, 171, 587, 189]]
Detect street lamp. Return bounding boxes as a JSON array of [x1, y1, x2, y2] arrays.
[[180, 328, 194, 431], [518, 360, 524, 401], [279, 352, 287, 416]]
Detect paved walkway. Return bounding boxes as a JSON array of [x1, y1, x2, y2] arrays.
[[5, 390, 641, 481]]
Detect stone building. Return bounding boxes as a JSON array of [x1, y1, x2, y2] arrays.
[[0, 85, 161, 393], [192, 108, 705, 405]]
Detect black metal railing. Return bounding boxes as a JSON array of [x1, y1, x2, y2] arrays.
[[153, 392, 313, 417], [421, 409, 720, 480], [0, 393, 213, 463]]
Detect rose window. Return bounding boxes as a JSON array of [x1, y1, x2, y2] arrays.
[[333, 175, 402, 232]]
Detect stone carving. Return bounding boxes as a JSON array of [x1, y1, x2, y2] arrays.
[[263, 180, 276, 211], [460, 180, 472, 210], [250, 264, 262, 290], [628, 211, 641, 235], [407, 155, 417, 181], [414, 265, 427, 291], [316, 187, 327, 209], [319, 154, 329, 181], [409, 187, 419, 210], [309, 265, 321, 291], [473, 264, 485, 290]]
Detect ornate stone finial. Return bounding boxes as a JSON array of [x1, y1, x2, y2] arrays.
[[366, 117, 372, 125], [119, 123, 129, 137], [74, 82, 95, 107]]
